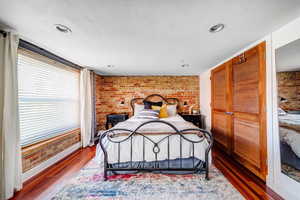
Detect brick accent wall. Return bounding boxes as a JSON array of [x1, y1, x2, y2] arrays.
[[95, 75, 200, 130], [22, 129, 80, 172], [277, 71, 300, 111]]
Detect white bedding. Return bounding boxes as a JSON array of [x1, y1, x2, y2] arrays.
[[279, 113, 300, 132], [96, 115, 211, 164], [280, 127, 300, 158], [110, 114, 197, 133], [279, 114, 300, 158]]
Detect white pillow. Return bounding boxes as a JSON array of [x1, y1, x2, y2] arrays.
[[167, 105, 177, 116], [134, 103, 144, 115], [283, 129, 300, 158], [135, 109, 159, 119]]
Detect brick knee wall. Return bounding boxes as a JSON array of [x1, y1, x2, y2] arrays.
[[95, 75, 200, 130], [22, 129, 81, 172]]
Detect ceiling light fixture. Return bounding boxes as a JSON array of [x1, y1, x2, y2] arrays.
[[209, 23, 225, 33], [107, 65, 115, 68], [55, 24, 72, 33], [181, 64, 190, 68]]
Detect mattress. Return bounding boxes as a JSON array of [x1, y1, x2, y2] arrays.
[[96, 115, 211, 164]]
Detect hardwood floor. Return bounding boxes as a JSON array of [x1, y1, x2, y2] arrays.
[[11, 146, 96, 200], [213, 146, 283, 200], [11, 145, 282, 200]]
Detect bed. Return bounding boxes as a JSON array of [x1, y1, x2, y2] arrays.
[[278, 111, 300, 170], [96, 94, 213, 181]]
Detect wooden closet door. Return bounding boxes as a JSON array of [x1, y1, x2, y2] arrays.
[[231, 42, 267, 180], [211, 61, 233, 153]]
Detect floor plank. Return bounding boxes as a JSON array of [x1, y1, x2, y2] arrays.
[[11, 145, 282, 200]]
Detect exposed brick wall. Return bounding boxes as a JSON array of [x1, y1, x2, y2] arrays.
[[22, 129, 80, 172], [277, 71, 300, 111], [95, 75, 200, 130]]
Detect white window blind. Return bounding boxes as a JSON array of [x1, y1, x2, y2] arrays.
[[17, 53, 80, 146]]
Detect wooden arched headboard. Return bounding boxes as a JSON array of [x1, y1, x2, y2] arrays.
[[130, 94, 180, 113]]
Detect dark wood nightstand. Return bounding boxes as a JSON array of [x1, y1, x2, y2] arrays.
[[179, 113, 205, 129], [106, 113, 129, 129]]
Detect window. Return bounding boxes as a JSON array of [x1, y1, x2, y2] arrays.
[[17, 50, 80, 146]]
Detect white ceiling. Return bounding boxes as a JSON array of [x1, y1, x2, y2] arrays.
[[1, 0, 300, 75], [276, 38, 300, 72]]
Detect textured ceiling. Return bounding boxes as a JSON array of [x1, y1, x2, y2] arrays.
[[1, 0, 300, 75]]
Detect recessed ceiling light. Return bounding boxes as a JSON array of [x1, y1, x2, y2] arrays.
[[181, 64, 190, 68], [209, 23, 225, 33], [55, 24, 72, 33]]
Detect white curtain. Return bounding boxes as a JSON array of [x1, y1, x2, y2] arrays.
[[80, 68, 93, 147], [0, 32, 22, 199]]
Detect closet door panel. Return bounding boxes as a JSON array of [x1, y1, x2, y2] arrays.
[[233, 117, 260, 168], [213, 69, 227, 111], [211, 61, 232, 153], [232, 42, 267, 181], [233, 84, 259, 114], [212, 111, 231, 149], [233, 48, 260, 114]]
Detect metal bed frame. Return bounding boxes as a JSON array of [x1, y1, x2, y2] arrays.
[[99, 94, 213, 181]]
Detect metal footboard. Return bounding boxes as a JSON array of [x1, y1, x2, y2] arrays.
[[99, 120, 213, 180]]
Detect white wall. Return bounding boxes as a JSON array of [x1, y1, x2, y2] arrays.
[[199, 70, 211, 130], [199, 16, 300, 200]]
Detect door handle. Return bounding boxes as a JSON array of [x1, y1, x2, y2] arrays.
[[225, 112, 233, 115]]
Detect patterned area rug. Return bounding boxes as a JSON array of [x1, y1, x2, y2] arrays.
[[51, 159, 244, 200]]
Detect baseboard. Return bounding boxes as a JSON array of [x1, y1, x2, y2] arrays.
[[22, 142, 81, 182]]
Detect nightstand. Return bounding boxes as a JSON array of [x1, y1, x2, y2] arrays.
[[105, 113, 129, 129], [179, 113, 205, 129]]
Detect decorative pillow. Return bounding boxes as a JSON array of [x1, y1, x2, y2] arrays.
[[143, 100, 163, 109], [134, 103, 145, 115], [152, 104, 169, 118], [160, 104, 169, 118], [136, 109, 159, 119], [167, 104, 177, 116], [151, 105, 161, 111]]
